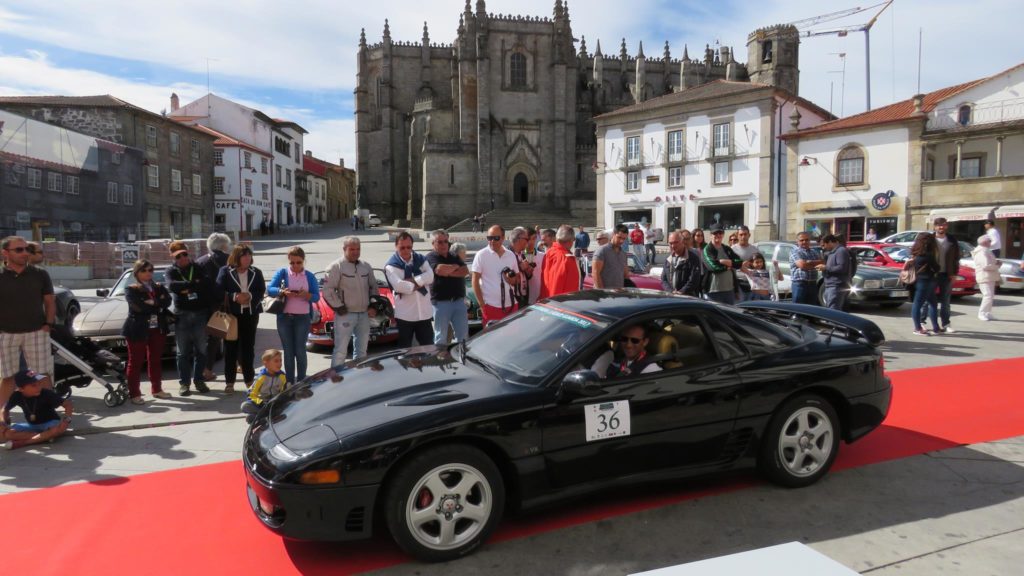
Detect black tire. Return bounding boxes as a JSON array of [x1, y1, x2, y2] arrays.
[[64, 303, 80, 329], [759, 394, 841, 488], [384, 444, 505, 562], [103, 391, 120, 407]]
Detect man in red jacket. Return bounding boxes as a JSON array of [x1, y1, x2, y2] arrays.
[[540, 225, 581, 299]]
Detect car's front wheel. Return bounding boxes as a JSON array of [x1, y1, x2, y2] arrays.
[[385, 444, 504, 562], [759, 394, 840, 488]]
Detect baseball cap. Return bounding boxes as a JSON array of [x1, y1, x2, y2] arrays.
[[709, 223, 725, 234], [14, 369, 46, 388]]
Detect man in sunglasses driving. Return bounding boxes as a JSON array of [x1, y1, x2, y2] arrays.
[[590, 324, 662, 379]]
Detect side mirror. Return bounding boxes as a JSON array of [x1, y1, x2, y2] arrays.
[[96, 288, 110, 297], [560, 370, 603, 398]]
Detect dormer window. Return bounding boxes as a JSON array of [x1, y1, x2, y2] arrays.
[[957, 105, 971, 126]]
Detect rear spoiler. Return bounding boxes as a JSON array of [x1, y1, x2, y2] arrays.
[[736, 301, 886, 347]]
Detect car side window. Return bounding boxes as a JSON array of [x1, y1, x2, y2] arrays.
[[725, 313, 795, 352], [702, 316, 745, 360]]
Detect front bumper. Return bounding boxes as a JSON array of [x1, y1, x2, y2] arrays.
[[849, 287, 909, 303], [243, 456, 380, 541]]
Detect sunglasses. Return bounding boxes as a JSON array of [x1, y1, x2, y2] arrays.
[[8, 246, 28, 253], [618, 336, 643, 344], [486, 235, 502, 241]]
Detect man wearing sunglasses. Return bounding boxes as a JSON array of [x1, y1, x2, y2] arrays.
[[0, 236, 57, 409], [471, 225, 521, 327], [165, 241, 213, 396], [593, 325, 661, 379]]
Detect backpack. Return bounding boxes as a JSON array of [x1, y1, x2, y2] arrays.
[[898, 259, 916, 285]]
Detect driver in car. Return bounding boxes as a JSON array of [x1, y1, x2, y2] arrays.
[[591, 325, 662, 379]]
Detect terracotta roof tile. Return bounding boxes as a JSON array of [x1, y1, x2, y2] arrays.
[[173, 120, 270, 156], [783, 80, 985, 139]]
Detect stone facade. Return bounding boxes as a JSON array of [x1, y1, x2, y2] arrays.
[[0, 96, 217, 239], [356, 0, 799, 229]]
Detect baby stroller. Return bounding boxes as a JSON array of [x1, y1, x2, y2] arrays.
[[50, 325, 130, 407]]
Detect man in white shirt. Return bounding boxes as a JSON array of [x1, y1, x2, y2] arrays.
[[984, 220, 1002, 258], [384, 232, 434, 347], [471, 225, 522, 327]]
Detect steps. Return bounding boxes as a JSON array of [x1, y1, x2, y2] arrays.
[[447, 206, 586, 233]]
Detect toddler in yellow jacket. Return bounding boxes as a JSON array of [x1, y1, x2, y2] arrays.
[[241, 349, 289, 423]]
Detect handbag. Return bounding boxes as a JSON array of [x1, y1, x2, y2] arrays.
[[206, 311, 237, 340], [898, 260, 917, 285], [262, 273, 287, 314]]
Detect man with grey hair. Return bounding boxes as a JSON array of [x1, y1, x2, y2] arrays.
[[322, 236, 379, 364], [540, 225, 580, 298], [196, 232, 232, 381], [425, 229, 469, 344]]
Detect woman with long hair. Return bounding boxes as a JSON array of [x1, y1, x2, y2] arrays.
[[121, 260, 173, 404], [267, 246, 320, 383], [909, 232, 941, 336], [216, 245, 266, 393]]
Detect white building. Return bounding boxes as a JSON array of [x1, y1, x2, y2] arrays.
[[302, 152, 329, 223], [593, 81, 830, 241], [180, 123, 273, 236], [170, 93, 307, 230], [783, 61, 1024, 251]]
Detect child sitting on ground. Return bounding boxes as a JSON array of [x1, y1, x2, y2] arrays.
[[743, 253, 773, 301], [241, 349, 289, 423], [2, 370, 74, 450]]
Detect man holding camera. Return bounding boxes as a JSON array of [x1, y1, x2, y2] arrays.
[[322, 236, 379, 364], [471, 225, 522, 327]]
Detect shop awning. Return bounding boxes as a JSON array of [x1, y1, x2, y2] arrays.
[[995, 205, 1024, 219], [927, 206, 995, 222]]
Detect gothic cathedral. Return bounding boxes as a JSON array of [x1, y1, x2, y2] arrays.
[[355, 0, 798, 228]]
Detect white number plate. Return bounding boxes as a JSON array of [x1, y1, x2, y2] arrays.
[[585, 400, 631, 442], [889, 290, 909, 297]]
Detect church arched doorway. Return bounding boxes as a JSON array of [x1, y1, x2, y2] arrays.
[[513, 172, 529, 203]]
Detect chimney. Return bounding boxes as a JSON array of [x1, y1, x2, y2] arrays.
[[911, 93, 925, 114], [339, 158, 345, 169], [170, 93, 179, 112], [304, 150, 312, 157]]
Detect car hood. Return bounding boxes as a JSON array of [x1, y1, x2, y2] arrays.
[[268, 346, 533, 452], [74, 297, 127, 336], [855, 266, 901, 280]]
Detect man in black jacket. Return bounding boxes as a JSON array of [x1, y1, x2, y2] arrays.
[[166, 241, 212, 395], [661, 231, 702, 297], [195, 233, 231, 381], [932, 218, 962, 333], [818, 234, 853, 310]]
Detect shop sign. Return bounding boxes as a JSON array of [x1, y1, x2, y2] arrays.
[[871, 190, 895, 211]]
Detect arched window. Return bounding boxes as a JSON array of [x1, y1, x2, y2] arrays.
[[510, 53, 527, 88], [836, 145, 865, 186], [957, 105, 971, 126]]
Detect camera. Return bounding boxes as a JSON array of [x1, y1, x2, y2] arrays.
[[501, 266, 517, 279]]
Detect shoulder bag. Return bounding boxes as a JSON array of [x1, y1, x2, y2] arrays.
[[898, 259, 917, 285], [262, 271, 288, 314]]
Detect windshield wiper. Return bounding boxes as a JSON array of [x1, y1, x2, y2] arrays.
[[465, 354, 502, 380]]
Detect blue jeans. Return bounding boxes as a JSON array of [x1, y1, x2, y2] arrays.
[[433, 299, 469, 345], [11, 419, 62, 433], [823, 284, 848, 311], [277, 313, 311, 383], [332, 311, 371, 365], [912, 277, 940, 331], [631, 244, 647, 270], [792, 281, 819, 306], [748, 293, 771, 301], [174, 310, 208, 386], [934, 273, 953, 327]]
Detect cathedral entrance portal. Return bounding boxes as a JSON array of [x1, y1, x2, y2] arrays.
[[513, 172, 529, 203]]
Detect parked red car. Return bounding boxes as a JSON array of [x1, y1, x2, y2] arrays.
[[848, 242, 978, 296], [307, 270, 398, 350], [580, 251, 664, 290]]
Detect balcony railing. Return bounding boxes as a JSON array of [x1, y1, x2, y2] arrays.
[[928, 97, 1024, 131]]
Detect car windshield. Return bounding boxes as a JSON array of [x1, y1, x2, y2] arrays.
[[464, 303, 607, 385], [110, 268, 167, 297], [881, 246, 911, 262]]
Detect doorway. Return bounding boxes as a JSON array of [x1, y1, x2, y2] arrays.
[[513, 172, 529, 203], [834, 217, 865, 242]]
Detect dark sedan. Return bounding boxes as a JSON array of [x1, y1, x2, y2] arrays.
[[243, 290, 891, 562]]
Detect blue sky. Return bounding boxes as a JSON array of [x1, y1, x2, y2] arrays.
[[1, 0, 1019, 163]]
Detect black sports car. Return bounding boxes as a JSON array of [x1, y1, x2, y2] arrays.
[[243, 290, 891, 562]]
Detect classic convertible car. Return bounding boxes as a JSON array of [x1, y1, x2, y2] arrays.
[[243, 290, 891, 562]]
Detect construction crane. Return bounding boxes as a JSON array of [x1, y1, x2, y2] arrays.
[[796, 1, 895, 110]]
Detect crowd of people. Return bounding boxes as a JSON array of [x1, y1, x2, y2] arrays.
[[0, 215, 1009, 447]]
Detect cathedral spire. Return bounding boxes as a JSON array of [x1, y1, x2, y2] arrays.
[[594, 39, 602, 57], [422, 21, 429, 44], [383, 19, 391, 42], [476, 0, 486, 17], [620, 38, 628, 60], [359, 28, 366, 50], [682, 44, 689, 61], [554, 0, 564, 19], [663, 40, 671, 61], [579, 35, 587, 58], [637, 41, 645, 59]]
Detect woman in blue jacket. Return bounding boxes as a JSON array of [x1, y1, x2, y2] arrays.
[[267, 246, 320, 383]]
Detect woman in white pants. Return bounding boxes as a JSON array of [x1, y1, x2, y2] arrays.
[[972, 235, 1000, 321]]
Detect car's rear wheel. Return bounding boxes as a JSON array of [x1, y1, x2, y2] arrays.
[[64, 303, 80, 329], [385, 444, 504, 562], [759, 394, 840, 488], [879, 302, 903, 308]]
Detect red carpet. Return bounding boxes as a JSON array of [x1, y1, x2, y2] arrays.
[[4, 357, 1023, 575]]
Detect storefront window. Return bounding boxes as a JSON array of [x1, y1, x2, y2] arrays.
[[698, 204, 744, 230], [866, 217, 897, 239]]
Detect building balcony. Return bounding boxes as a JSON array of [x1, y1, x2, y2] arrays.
[[927, 97, 1024, 131], [920, 174, 1024, 208]]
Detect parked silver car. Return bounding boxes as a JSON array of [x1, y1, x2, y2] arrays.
[[71, 266, 176, 358], [882, 231, 1024, 291]]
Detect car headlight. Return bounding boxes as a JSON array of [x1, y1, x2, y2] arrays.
[[71, 313, 85, 333], [268, 442, 300, 463], [863, 279, 882, 289]]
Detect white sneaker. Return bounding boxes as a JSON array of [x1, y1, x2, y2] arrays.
[[942, 325, 956, 333], [912, 329, 930, 336], [978, 315, 992, 322]]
